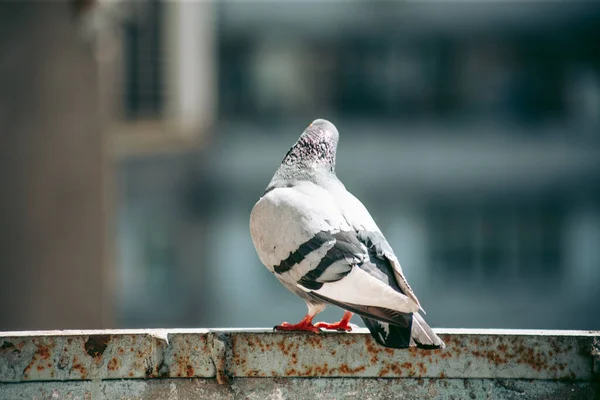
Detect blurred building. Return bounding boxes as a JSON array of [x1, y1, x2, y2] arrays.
[[0, 1, 119, 330], [112, 1, 600, 330]]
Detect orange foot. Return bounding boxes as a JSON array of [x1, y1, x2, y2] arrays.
[[274, 314, 321, 334], [315, 311, 354, 332]]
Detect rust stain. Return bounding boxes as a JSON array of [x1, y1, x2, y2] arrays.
[[338, 364, 366, 374], [285, 362, 338, 377], [407, 347, 420, 357], [378, 364, 390, 377], [174, 355, 191, 377], [376, 361, 422, 377], [185, 365, 194, 377], [313, 363, 329, 375], [275, 339, 298, 356], [36, 365, 44, 371], [85, 335, 110, 359], [459, 336, 567, 374], [277, 341, 286, 354], [365, 337, 381, 364], [230, 337, 237, 356], [37, 345, 51, 360], [305, 335, 323, 349], [107, 358, 120, 371], [390, 363, 403, 376], [23, 363, 33, 377], [440, 335, 452, 345], [384, 348, 394, 356], [117, 347, 125, 355], [72, 363, 87, 379]]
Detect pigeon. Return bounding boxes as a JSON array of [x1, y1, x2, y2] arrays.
[[249, 119, 445, 349]]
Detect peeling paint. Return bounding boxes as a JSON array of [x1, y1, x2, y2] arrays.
[[84, 335, 110, 359]]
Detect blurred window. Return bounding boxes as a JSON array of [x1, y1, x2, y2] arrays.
[[216, 3, 600, 130], [122, 0, 164, 119], [428, 202, 563, 281]]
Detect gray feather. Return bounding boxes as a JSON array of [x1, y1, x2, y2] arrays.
[[297, 231, 361, 290]]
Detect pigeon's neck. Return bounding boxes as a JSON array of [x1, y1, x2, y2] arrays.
[[268, 165, 339, 195]]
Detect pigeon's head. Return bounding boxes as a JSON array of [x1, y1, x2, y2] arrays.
[[280, 119, 339, 173]]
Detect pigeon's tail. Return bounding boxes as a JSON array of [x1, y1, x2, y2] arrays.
[[362, 317, 412, 348], [362, 313, 445, 350], [411, 313, 445, 349]]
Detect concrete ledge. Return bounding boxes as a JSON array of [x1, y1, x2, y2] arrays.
[[1, 329, 599, 399], [1, 329, 599, 382]]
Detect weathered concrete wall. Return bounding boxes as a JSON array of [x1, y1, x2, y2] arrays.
[[1, 329, 599, 399]]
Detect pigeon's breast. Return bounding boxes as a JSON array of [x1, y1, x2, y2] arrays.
[[249, 182, 351, 271]]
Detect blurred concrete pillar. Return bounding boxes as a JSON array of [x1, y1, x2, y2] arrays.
[[0, 2, 114, 330], [164, 0, 216, 137]]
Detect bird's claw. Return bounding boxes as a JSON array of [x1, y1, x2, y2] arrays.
[[314, 322, 353, 332], [273, 321, 322, 334]]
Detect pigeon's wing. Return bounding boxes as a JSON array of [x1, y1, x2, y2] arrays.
[[334, 188, 422, 310], [355, 229, 444, 348], [319, 186, 445, 348], [249, 181, 419, 316]]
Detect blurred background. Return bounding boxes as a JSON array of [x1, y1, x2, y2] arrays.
[[1, 0, 599, 332]]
